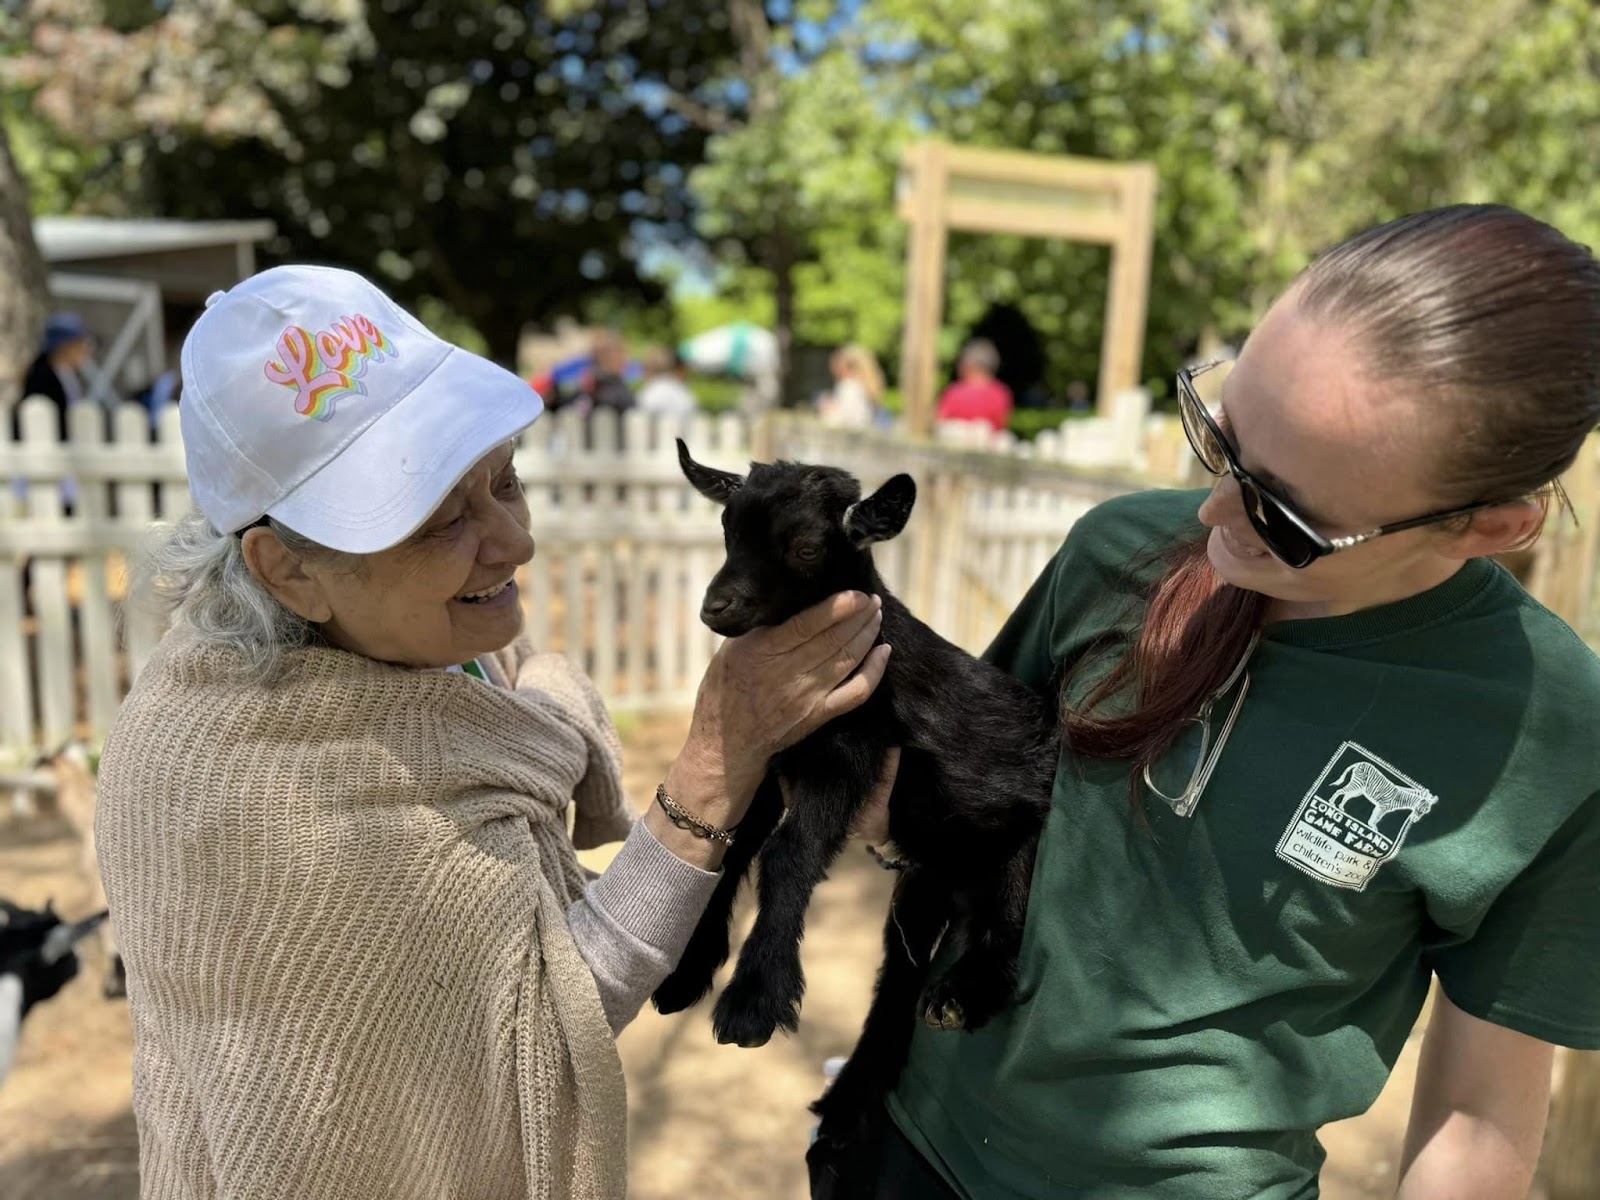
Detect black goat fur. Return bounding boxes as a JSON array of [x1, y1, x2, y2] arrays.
[[655, 440, 1056, 1188]]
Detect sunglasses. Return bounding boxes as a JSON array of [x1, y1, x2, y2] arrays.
[[1176, 359, 1503, 569]]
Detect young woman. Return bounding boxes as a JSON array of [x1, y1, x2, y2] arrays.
[[829, 205, 1600, 1199]]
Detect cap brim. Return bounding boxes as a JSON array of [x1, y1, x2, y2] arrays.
[[265, 347, 542, 553]]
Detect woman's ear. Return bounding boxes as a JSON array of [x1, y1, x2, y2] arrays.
[[241, 527, 333, 623], [1445, 499, 1548, 562]]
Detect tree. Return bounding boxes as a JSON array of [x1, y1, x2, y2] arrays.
[[6, 0, 742, 360], [690, 40, 910, 400], [692, 0, 1600, 401], [0, 119, 49, 395], [637, 1, 910, 404]]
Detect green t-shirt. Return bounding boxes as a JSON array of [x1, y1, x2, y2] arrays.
[[888, 488, 1600, 1200]]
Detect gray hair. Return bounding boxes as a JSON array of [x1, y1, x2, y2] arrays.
[[959, 338, 1000, 375], [135, 509, 350, 683]]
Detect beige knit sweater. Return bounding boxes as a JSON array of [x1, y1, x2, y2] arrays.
[[96, 632, 638, 1200]]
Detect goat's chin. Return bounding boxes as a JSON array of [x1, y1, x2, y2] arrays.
[[703, 615, 759, 638]]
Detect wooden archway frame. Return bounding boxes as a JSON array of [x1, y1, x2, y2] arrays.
[[896, 141, 1158, 433]]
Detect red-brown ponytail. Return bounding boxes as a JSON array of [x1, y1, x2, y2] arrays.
[[1062, 537, 1267, 798]]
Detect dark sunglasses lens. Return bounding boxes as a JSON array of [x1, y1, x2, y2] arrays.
[[1240, 481, 1321, 568], [1178, 379, 1227, 475]]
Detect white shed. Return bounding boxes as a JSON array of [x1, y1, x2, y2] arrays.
[[33, 216, 275, 402]]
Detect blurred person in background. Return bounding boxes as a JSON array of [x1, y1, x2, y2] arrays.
[[588, 327, 636, 414], [14, 311, 95, 441], [818, 343, 885, 430], [635, 346, 698, 420], [935, 338, 1014, 435], [136, 366, 182, 438]]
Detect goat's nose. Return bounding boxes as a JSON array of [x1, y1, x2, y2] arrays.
[[701, 595, 732, 618]]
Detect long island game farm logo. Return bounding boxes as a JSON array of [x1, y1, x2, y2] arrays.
[[1276, 742, 1438, 892]]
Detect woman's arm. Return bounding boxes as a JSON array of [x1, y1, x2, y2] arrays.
[[565, 820, 720, 1034], [566, 590, 893, 1033], [567, 754, 901, 1035], [1397, 989, 1555, 1199]]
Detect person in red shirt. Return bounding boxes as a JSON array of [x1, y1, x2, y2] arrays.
[[935, 338, 1014, 434]]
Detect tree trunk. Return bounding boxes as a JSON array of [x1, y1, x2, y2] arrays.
[[1541, 1050, 1600, 1200], [0, 121, 50, 397]]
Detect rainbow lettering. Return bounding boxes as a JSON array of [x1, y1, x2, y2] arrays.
[[263, 314, 396, 420]]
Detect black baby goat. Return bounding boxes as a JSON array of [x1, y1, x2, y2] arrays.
[[656, 440, 1056, 1175]]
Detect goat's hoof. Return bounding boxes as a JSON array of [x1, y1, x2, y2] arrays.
[[922, 997, 966, 1031], [711, 976, 798, 1048], [711, 1001, 778, 1048], [652, 969, 712, 1015]]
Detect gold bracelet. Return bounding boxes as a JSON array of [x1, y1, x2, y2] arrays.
[[655, 783, 738, 846]]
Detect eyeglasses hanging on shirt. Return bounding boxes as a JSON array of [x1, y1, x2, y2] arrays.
[[1143, 632, 1260, 818]]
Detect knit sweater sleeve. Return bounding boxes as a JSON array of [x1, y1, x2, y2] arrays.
[[566, 818, 720, 1033]]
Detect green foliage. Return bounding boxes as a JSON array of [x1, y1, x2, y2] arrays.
[[7, 0, 742, 360], [692, 0, 1600, 400], [675, 275, 778, 339], [11, 0, 1598, 398], [412, 296, 489, 358], [0, 97, 98, 217], [689, 36, 911, 370], [688, 373, 747, 415], [1008, 408, 1086, 441]]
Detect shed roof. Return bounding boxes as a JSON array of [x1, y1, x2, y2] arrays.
[[34, 217, 275, 263]]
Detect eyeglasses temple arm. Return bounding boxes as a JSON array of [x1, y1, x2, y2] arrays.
[[1367, 499, 1506, 541]]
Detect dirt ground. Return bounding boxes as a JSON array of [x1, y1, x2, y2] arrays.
[[1, 710, 1422, 1199]]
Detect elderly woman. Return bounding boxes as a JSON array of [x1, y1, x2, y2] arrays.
[[95, 266, 891, 1199]]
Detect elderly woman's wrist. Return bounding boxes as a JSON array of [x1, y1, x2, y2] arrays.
[[663, 745, 762, 828], [650, 752, 747, 872]]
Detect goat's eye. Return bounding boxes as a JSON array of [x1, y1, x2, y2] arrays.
[[792, 544, 822, 563]]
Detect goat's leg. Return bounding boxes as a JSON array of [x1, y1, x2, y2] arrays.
[[711, 774, 861, 1047], [653, 775, 784, 1014], [811, 866, 945, 1155], [919, 832, 1037, 1032]]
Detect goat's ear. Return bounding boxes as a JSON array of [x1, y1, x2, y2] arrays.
[[843, 474, 916, 547], [676, 438, 744, 505]]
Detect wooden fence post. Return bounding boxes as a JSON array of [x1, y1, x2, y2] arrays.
[[1542, 1051, 1600, 1199], [1533, 434, 1600, 1194], [898, 141, 950, 439]]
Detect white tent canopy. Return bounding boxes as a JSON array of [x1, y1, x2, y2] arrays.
[[678, 322, 779, 378]]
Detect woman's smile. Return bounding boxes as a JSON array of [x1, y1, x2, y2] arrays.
[[454, 576, 519, 607], [1217, 525, 1269, 561]]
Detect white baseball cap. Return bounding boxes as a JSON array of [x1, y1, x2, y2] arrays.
[[179, 264, 543, 553]]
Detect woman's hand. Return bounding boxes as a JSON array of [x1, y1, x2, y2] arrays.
[[658, 591, 891, 865], [850, 747, 898, 845], [778, 747, 899, 844]]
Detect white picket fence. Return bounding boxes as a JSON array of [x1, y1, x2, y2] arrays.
[[0, 395, 1160, 767]]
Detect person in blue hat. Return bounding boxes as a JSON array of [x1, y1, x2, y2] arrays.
[[15, 311, 94, 441]]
